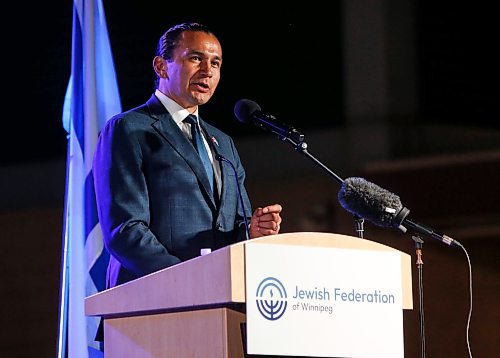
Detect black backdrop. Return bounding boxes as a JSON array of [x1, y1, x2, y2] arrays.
[[2, 2, 498, 165]]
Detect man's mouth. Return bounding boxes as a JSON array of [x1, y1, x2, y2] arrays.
[[191, 82, 210, 92]]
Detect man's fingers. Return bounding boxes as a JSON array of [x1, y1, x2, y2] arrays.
[[257, 212, 280, 222], [262, 203, 282, 214], [251, 203, 282, 236]]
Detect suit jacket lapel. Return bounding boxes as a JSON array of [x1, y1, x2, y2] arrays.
[[147, 95, 217, 210]]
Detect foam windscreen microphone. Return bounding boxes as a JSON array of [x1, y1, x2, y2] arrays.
[[338, 177, 407, 227], [338, 177, 460, 247]]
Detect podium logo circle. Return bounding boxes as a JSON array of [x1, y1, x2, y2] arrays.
[[255, 277, 288, 321]]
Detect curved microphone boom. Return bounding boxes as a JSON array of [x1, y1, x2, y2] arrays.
[[215, 154, 251, 241], [338, 177, 461, 247], [234, 99, 305, 143], [199, 124, 251, 241], [204, 132, 251, 240]]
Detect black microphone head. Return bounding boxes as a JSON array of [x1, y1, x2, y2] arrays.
[[234, 99, 261, 124], [338, 177, 404, 227]]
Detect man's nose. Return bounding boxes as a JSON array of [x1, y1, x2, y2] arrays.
[[199, 60, 213, 76]]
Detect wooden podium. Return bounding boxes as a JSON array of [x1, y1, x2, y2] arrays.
[[85, 232, 413, 357]]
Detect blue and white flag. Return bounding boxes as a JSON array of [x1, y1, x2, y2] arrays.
[[58, 0, 121, 356]]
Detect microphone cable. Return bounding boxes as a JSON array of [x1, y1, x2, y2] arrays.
[[338, 177, 474, 357], [455, 241, 473, 358]]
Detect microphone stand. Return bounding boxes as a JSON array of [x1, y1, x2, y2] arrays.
[[411, 235, 426, 358], [284, 133, 428, 354], [283, 137, 344, 185], [281, 132, 428, 355], [281, 136, 365, 238], [354, 215, 365, 239]]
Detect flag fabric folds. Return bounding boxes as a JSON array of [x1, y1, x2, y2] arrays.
[[58, 0, 121, 356]]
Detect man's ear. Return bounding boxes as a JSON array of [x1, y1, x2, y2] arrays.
[[153, 56, 167, 78]]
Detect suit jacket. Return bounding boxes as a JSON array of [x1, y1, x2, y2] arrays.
[[93, 94, 252, 288]]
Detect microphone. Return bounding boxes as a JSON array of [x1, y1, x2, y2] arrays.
[[234, 99, 305, 143], [338, 177, 461, 247]]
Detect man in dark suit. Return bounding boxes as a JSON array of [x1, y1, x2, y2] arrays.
[[93, 22, 282, 289]]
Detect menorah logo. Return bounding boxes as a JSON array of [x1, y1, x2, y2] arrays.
[[255, 277, 288, 321]]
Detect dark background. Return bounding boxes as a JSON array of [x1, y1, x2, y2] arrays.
[[2, 1, 498, 165]]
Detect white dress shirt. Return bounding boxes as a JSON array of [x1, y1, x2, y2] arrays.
[[154, 89, 221, 197]]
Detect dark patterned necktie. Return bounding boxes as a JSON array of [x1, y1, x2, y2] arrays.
[[184, 114, 214, 195]]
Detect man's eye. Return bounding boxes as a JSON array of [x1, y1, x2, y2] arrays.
[[212, 61, 221, 68]]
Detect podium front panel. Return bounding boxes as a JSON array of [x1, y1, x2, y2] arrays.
[[245, 243, 404, 358]]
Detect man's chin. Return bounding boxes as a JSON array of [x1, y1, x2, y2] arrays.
[[191, 93, 212, 106]]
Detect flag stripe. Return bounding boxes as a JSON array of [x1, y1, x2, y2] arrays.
[[58, 1, 121, 357], [70, 4, 85, 153]]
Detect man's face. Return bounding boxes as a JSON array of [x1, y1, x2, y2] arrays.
[[162, 31, 222, 111]]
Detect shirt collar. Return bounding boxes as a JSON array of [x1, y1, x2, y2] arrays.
[[154, 89, 199, 125]]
